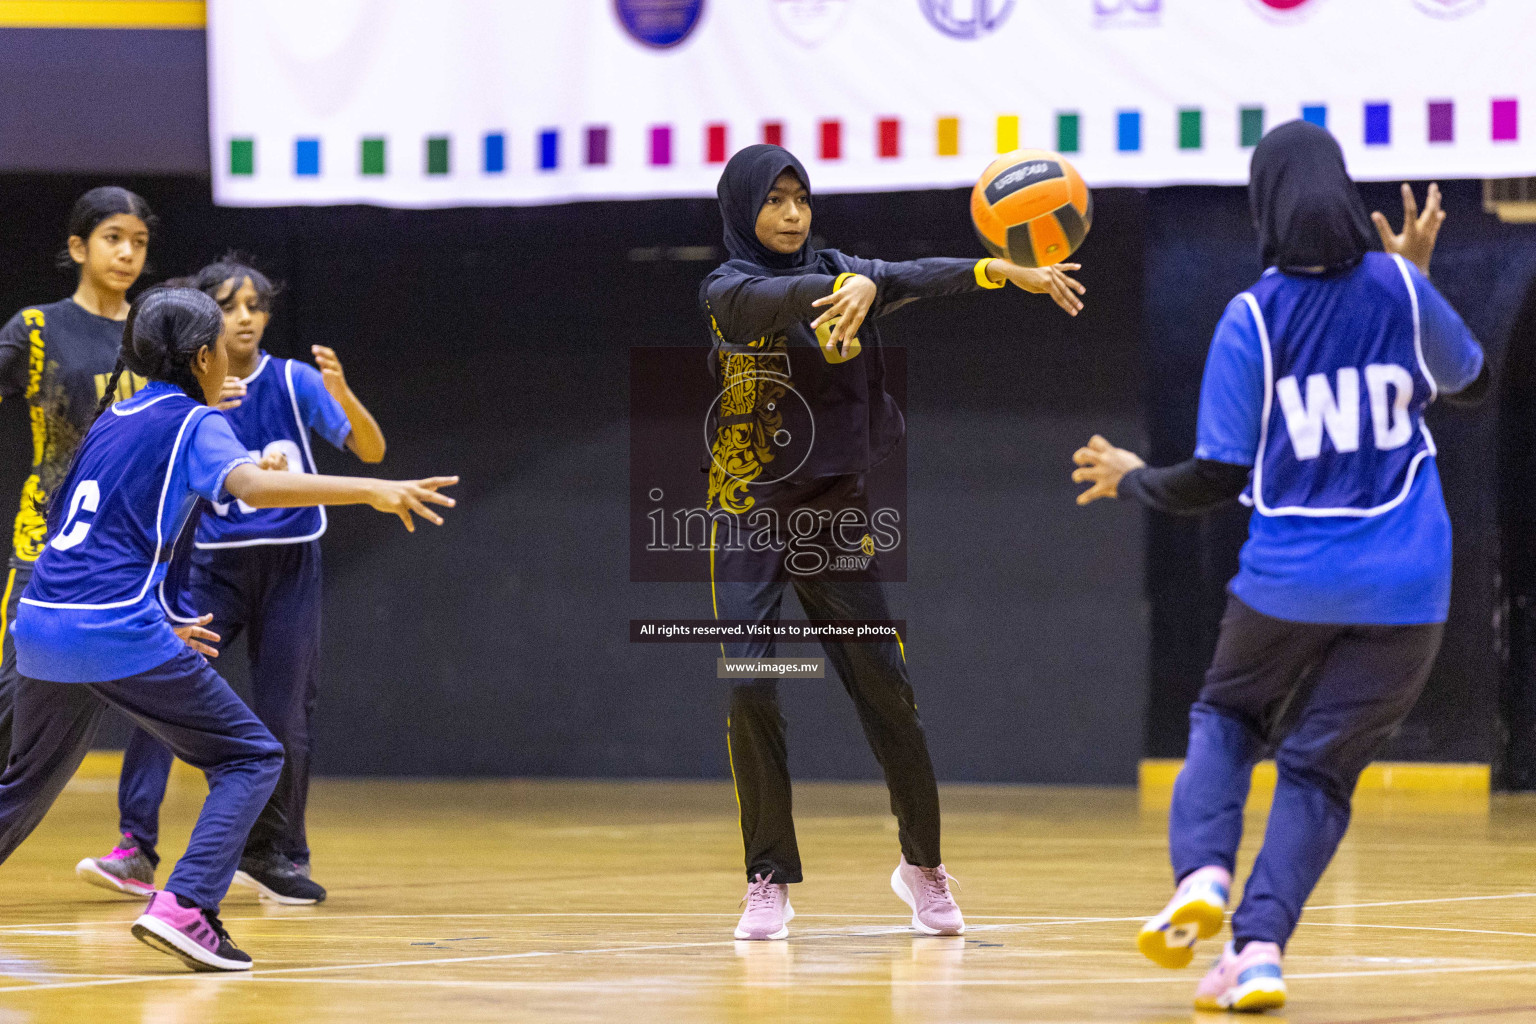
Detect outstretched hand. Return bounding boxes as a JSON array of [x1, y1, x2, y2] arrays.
[[368, 476, 459, 532], [1071, 435, 1145, 505], [1371, 183, 1444, 277], [173, 614, 221, 658], [987, 260, 1086, 316]]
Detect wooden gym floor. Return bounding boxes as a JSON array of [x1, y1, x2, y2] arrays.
[[0, 775, 1532, 1023]]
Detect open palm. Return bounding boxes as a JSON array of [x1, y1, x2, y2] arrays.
[[1371, 183, 1444, 277]]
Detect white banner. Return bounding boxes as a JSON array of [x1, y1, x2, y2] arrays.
[[208, 0, 1536, 208]]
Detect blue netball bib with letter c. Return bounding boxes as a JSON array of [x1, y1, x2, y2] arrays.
[[15, 382, 256, 681], [1244, 254, 1436, 518]]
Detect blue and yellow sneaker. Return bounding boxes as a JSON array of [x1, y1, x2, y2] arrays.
[[1138, 865, 1231, 968], [1194, 940, 1286, 1012]]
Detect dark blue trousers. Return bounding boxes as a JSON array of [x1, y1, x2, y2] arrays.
[[0, 647, 282, 910], [1170, 595, 1442, 949], [119, 542, 321, 864]]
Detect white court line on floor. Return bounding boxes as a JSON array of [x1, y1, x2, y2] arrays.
[[4, 918, 1536, 998], [1, 890, 1534, 996], [12, 955, 1536, 997], [0, 911, 1144, 930], [1304, 921, 1536, 940], [1307, 892, 1536, 911], [6, 887, 1536, 934]]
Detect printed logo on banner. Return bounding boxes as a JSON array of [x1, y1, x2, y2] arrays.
[[1411, 0, 1484, 18], [1248, 0, 1319, 20], [1093, 0, 1161, 27], [771, 0, 852, 47], [614, 0, 707, 48], [918, 0, 1015, 40]]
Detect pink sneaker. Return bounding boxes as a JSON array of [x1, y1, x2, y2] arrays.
[[891, 857, 964, 935], [131, 891, 253, 972], [75, 833, 156, 898], [1194, 941, 1286, 1012], [734, 873, 794, 940]]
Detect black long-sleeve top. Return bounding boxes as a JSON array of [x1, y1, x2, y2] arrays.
[[700, 252, 1000, 485]]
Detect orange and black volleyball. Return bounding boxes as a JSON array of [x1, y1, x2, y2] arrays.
[[971, 149, 1093, 268]]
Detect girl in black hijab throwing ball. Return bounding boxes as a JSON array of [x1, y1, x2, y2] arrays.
[[701, 144, 1084, 942]]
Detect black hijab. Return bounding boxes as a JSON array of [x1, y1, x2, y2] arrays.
[[716, 144, 815, 272], [1249, 120, 1377, 272]]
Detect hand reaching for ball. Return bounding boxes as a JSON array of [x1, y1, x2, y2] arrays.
[[988, 260, 1086, 316]]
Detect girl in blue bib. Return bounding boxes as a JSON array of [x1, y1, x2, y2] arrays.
[[1, 287, 455, 972], [1072, 122, 1485, 1012], [79, 257, 387, 906]]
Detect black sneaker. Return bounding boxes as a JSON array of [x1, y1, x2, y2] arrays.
[[232, 852, 327, 905]]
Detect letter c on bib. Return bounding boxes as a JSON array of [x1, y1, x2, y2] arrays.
[[51, 479, 100, 551]]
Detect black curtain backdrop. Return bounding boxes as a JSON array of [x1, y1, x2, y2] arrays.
[[0, 175, 1149, 782]]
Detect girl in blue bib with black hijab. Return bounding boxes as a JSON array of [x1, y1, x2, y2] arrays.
[[1072, 121, 1485, 1012], [702, 144, 1085, 942]]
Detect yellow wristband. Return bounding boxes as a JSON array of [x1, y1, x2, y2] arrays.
[[833, 272, 857, 292], [974, 258, 1005, 290]]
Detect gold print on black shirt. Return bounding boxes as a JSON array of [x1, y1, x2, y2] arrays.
[[707, 333, 791, 515], [9, 307, 146, 563]]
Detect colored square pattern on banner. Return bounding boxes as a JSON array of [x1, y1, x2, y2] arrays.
[[936, 118, 958, 157], [996, 115, 1018, 153], [254, 98, 1536, 183], [361, 137, 386, 175], [1240, 107, 1264, 148], [1057, 113, 1080, 154], [484, 133, 505, 173], [650, 126, 671, 166], [295, 138, 319, 176], [209, 3, 1536, 206], [1493, 99, 1519, 141], [230, 138, 254, 175], [1427, 102, 1453, 144], [1117, 111, 1140, 153], [426, 137, 450, 175], [236, 99, 1535, 198], [1365, 103, 1391, 146], [588, 127, 610, 166], [820, 120, 841, 160], [706, 124, 727, 164], [1178, 109, 1201, 151]]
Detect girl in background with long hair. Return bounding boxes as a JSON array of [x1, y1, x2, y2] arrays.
[[0, 187, 157, 763]]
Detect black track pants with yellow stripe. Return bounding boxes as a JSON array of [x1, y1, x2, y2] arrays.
[[716, 562, 941, 884]]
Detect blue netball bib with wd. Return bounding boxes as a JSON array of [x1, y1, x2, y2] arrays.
[[1245, 254, 1435, 516], [195, 354, 351, 549], [15, 383, 255, 681], [1194, 253, 1482, 625]]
